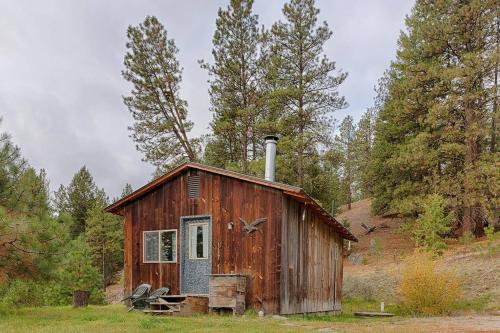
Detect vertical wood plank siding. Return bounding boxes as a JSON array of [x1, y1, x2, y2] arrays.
[[279, 196, 343, 314], [122, 170, 282, 313]]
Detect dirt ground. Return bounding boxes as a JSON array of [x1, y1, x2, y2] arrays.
[[337, 198, 414, 257], [280, 315, 500, 332], [105, 281, 123, 304]]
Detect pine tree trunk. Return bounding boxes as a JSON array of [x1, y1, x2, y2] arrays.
[[492, 18, 499, 153], [102, 247, 106, 292], [462, 101, 485, 238], [72, 290, 90, 308]]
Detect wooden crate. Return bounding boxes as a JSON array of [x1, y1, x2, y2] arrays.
[[208, 274, 246, 315]]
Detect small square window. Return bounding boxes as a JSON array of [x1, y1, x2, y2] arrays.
[[143, 230, 177, 263], [188, 223, 208, 259]]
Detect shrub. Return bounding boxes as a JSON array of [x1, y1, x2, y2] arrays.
[[483, 225, 500, 257], [369, 237, 383, 256], [343, 273, 397, 301], [459, 231, 475, 248], [0, 280, 44, 308], [340, 217, 351, 231], [399, 252, 461, 315], [58, 238, 104, 304], [412, 194, 452, 256], [42, 282, 72, 306], [343, 277, 376, 301]]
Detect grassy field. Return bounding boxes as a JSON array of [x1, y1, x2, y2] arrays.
[[1, 303, 499, 333], [0, 304, 375, 333]]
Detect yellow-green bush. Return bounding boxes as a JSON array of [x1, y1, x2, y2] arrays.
[[399, 252, 461, 315]]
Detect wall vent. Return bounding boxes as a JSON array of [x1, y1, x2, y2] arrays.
[[187, 175, 200, 199]]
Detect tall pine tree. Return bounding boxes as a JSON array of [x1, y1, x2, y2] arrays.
[[335, 116, 356, 209], [123, 16, 199, 170], [85, 191, 123, 290], [201, 0, 264, 172], [54, 166, 98, 237], [353, 108, 376, 198], [267, 0, 347, 187]]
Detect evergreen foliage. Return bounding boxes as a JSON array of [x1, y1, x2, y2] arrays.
[[369, 0, 499, 236], [352, 108, 377, 198], [123, 16, 200, 170], [0, 123, 70, 282], [85, 195, 123, 290], [121, 183, 133, 198], [53, 166, 99, 237], [335, 116, 357, 209], [201, 0, 265, 172], [58, 238, 103, 304], [0, 119, 27, 209], [267, 0, 347, 188], [412, 194, 452, 255]]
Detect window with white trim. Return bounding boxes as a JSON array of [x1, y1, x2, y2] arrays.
[[143, 230, 177, 263], [188, 222, 208, 259]]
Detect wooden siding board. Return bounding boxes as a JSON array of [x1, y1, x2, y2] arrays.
[[279, 197, 342, 314], [126, 170, 283, 313], [123, 206, 133, 297]]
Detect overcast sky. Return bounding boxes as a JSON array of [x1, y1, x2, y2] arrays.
[[0, 0, 414, 199]]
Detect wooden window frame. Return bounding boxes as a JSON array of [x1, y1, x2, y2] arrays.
[[143, 229, 178, 263], [188, 222, 209, 260]]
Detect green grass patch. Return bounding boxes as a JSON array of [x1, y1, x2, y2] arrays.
[[452, 294, 493, 313], [342, 298, 402, 315], [0, 303, 402, 333]]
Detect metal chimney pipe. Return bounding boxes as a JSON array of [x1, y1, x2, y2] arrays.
[[264, 135, 278, 182]]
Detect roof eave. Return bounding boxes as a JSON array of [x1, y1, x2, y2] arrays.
[[104, 162, 357, 242]]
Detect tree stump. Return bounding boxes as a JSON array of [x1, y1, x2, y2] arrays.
[[72, 290, 90, 308]]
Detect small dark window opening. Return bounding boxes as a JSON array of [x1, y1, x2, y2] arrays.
[[188, 175, 200, 199], [196, 225, 204, 257]]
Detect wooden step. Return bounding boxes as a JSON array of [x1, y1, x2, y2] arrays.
[[143, 295, 209, 316], [354, 311, 394, 317], [143, 309, 176, 313], [149, 301, 182, 306]]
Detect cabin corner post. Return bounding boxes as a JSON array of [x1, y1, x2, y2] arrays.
[[123, 207, 133, 298], [334, 234, 343, 313]]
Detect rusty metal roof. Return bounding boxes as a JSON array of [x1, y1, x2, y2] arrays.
[[105, 162, 357, 241]]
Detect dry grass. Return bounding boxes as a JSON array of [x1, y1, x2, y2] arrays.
[[399, 252, 461, 315]]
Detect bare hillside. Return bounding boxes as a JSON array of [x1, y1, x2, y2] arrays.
[[337, 199, 413, 257]]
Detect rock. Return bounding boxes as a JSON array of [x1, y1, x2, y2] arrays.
[[272, 315, 288, 320]]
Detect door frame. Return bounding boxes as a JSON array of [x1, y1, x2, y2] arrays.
[[179, 214, 212, 295]]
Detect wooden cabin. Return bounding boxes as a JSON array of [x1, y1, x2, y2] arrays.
[[106, 142, 356, 315]]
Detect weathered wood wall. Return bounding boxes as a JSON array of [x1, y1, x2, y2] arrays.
[[122, 169, 282, 313], [279, 196, 343, 314]]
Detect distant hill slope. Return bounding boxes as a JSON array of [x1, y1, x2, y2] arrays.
[[336, 198, 413, 255]]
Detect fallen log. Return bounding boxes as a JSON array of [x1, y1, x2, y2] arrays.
[[354, 311, 394, 317], [361, 222, 376, 234]]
